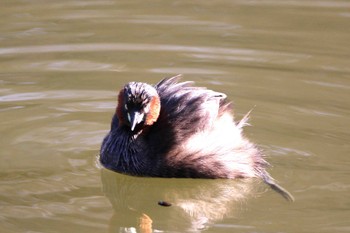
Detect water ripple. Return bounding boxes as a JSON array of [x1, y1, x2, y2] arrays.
[[0, 43, 309, 61], [0, 90, 115, 102]]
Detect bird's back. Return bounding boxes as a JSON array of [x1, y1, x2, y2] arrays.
[[145, 76, 266, 179], [155, 75, 228, 138]]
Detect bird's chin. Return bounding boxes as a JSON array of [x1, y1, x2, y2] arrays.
[[132, 130, 143, 139], [127, 125, 144, 138]]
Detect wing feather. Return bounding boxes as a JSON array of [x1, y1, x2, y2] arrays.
[[154, 75, 229, 137]]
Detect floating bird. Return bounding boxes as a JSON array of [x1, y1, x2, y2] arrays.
[[100, 75, 294, 201]]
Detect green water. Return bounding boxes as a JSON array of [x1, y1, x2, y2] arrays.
[[1, 1, 350, 232]]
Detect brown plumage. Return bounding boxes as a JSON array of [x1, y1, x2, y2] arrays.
[[100, 75, 294, 201]]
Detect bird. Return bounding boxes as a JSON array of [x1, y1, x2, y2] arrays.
[[100, 75, 294, 201]]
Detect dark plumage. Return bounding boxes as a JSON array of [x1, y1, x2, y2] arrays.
[[100, 75, 294, 201]]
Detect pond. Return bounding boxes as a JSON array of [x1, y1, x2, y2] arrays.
[[1, 1, 349, 232]]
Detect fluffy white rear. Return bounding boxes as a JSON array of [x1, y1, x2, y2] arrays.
[[182, 112, 258, 178]]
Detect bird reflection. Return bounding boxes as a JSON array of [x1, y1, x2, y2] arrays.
[[101, 168, 261, 232]]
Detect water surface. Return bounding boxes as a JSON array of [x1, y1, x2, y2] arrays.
[[1, 1, 350, 232]]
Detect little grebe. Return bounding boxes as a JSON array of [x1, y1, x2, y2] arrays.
[[100, 75, 294, 201]]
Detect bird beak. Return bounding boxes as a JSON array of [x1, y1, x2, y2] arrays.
[[128, 111, 144, 131]]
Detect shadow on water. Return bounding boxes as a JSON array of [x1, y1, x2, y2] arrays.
[[101, 168, 262, 232]]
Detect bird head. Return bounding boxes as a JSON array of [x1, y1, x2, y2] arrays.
[[116, 82, 161, 132]]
